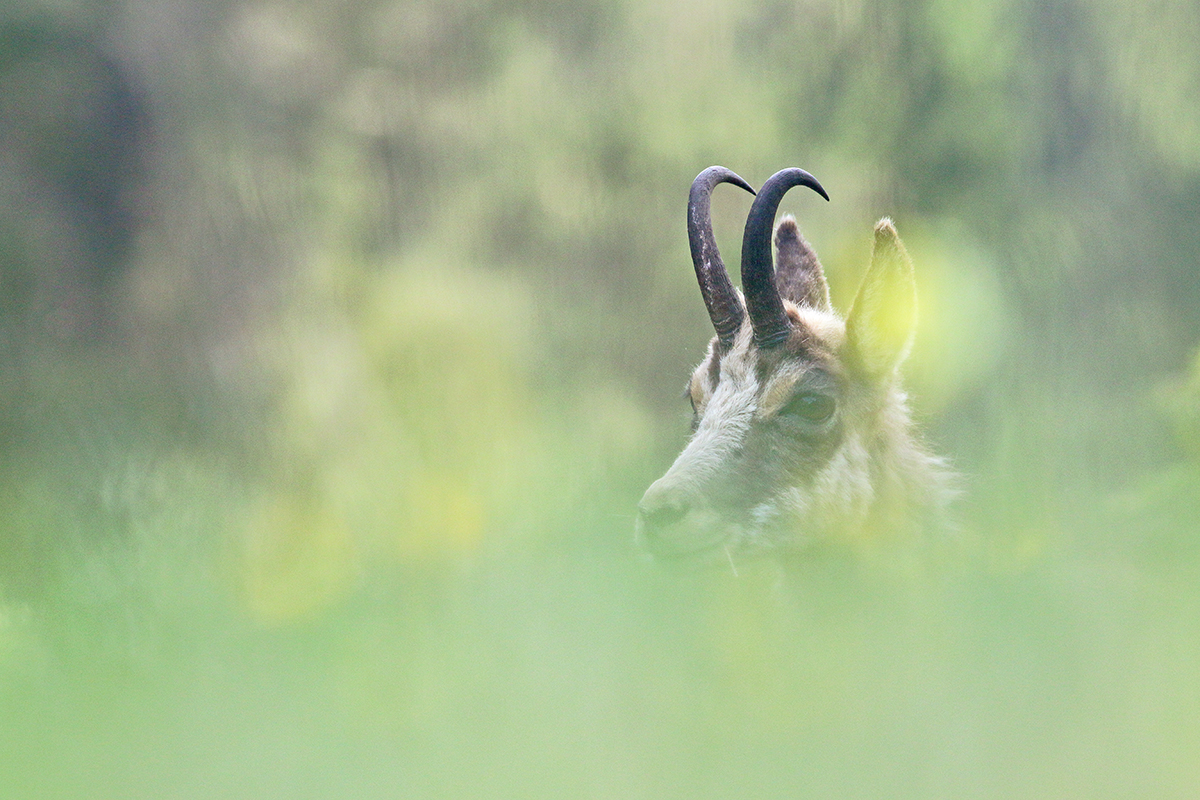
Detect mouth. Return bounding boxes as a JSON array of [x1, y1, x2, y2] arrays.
[[635, 519, 733, 563]]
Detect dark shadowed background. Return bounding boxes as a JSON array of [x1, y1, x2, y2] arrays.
[[2, 0, 1199, 797]]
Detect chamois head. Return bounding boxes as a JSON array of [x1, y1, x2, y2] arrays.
[[636, 166, 949, 560]]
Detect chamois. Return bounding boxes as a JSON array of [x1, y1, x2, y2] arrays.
[[636, 166, 951, 559]]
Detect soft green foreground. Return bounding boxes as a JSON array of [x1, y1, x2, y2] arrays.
[[2, 459, 1200, 798]]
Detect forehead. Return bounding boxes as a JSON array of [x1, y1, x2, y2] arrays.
[[692, 304, 846, 394], [761, 305, 845, 374]]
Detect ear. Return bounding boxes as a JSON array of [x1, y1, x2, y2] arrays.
[[845, 218, 917, 380], [773, 215, 831, 311]]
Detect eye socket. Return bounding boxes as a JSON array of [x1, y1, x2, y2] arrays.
[[780, 391, 835, 424]]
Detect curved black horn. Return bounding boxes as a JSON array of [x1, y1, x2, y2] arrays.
[[688, 166, 755, 352], [740, 168, 830, 348]]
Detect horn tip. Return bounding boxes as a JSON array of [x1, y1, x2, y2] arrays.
[[693, 165, 755, 196]]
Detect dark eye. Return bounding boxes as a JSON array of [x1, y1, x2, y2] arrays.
[[781, 392, 835, 424]]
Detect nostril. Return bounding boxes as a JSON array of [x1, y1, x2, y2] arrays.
[[638, 495, 689, 530]]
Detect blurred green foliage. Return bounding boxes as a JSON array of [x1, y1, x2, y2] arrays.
[[2, 0, 1200, 796]]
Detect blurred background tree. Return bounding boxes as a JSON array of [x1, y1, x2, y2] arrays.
[[2, 0, 1200, 796]]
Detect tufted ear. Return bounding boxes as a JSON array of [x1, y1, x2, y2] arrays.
[[845, 218, 917, 381], [772, 215, 831, 311]]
